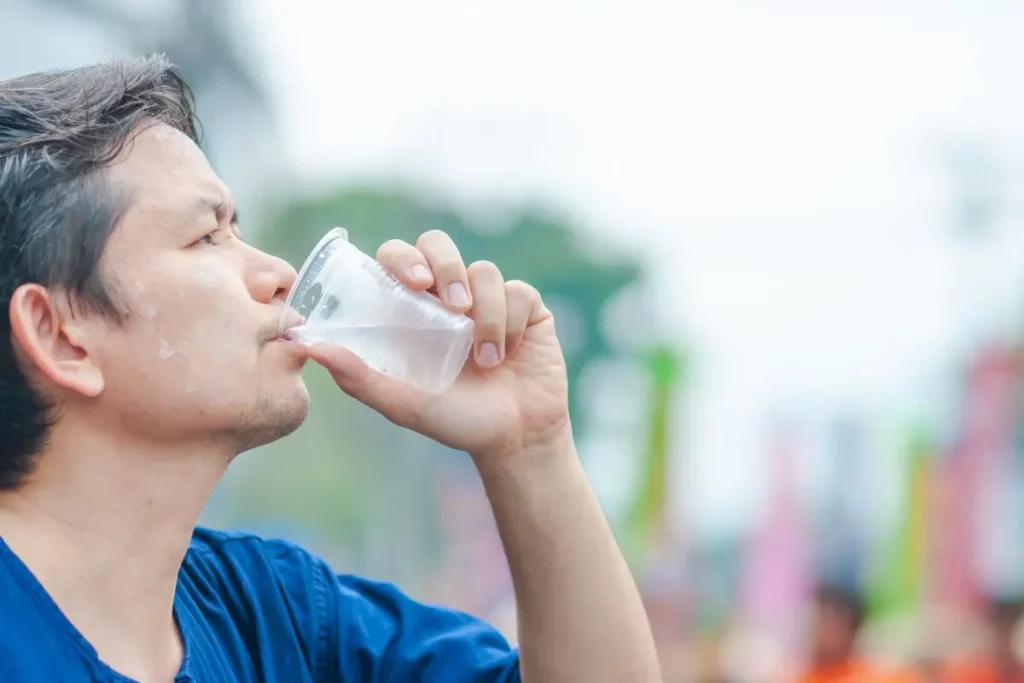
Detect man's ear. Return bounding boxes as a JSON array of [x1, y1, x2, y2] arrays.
[[9, 284, 105, 398]]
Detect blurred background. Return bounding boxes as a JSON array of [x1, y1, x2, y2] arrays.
[[5, 1, 1024, 680]]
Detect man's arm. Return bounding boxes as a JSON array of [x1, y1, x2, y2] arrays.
[[475, 428, 662, 683]]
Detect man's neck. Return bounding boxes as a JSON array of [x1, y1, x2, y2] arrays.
[[0, 418, 234, 678]]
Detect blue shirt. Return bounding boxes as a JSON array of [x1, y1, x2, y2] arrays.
[[0, 527, 520, 682]]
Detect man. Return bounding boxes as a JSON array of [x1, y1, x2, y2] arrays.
[[796, 584, 919, 683], [0, 56, 660, 682], [800, 584, 869, 683], [941, 597, 1024, 683]]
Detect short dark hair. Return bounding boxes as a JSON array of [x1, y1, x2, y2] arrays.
[[987, 595, 1024, 625], [814, 583, 865, 631], [0, 55, 199, 489]]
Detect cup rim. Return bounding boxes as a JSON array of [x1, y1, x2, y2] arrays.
[[285, 227, 349, 309]]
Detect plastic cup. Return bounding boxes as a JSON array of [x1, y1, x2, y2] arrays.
[[279, 228, 475, 393]]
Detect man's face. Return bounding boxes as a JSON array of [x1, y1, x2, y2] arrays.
[[81, 123, 309, 451]]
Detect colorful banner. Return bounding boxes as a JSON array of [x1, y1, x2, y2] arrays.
[[739, 424, 810, 646], [623, 345, 686, 571], [869, 427, 933, 620], [935, 345, 1020, 612]]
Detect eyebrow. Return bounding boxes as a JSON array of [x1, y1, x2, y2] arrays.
[[194, 195, 240, 226]]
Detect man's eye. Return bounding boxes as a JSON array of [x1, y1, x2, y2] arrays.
[[192, 231, 218, 247]]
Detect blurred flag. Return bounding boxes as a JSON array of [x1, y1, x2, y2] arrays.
[[739, 424, 810, 647], [935, 345, 1020, 612], [621, 345, 690, 649], [623, 345, 686, 571], [869, 427, 934, 620], [933, 439, 980, 614]]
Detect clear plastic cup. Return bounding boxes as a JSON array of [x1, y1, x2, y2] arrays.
[[280, 228, 475, 393]]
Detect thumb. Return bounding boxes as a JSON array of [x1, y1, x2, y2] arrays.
[[307, 343, 424, 429]]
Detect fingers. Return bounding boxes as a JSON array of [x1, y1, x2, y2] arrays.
[[376, 231, 472, 312], [467, 261, 506, 368], [375, 230, 553, 366], [376, 239, 434, 290], [415, 230, 472, 312]]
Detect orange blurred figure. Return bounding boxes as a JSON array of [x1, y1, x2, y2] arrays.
[[941, 598, 1023, 683], [796, 585, 923, 683]]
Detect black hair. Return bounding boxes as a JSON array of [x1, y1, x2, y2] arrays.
[[0, 55, 199, 489], [814, 583, 866, 631], [987, 595, 1024, 625]]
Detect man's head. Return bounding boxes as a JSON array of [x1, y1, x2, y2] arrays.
[[0, 56, 309, 490], [809, 583, 865, 666], [986, 596, 1024, 662]]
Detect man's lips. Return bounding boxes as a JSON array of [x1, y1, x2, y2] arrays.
[[265, 310, 306, 343], [269, 329, 295, 342]]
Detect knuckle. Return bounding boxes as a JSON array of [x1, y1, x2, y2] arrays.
[[506, 279, 540, 302], [376, 239, 414, 260], [473, 318, 504, 338], [467, 260, 502, 281], [415, 229, 450, 249], [429, 256, 464, 277]]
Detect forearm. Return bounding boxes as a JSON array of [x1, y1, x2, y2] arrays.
[[473, 429, 661, 683]]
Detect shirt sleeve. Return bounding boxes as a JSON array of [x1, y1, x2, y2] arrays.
[[310, 557, 521, 683]]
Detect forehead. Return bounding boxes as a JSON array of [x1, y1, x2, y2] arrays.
[[105, 123, 230, 228]]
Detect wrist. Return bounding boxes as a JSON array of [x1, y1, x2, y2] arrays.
[[470, 423, 578, 484]]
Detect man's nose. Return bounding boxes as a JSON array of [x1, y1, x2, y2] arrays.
[[249, 250, 297, 304]]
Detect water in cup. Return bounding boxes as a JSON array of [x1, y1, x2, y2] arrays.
[[280, 228, 474, 393]]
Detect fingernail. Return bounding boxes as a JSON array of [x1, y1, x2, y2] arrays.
[[446, 282, 470, 308], [411, 264, 432, 282], [478, 342, 500, 367]]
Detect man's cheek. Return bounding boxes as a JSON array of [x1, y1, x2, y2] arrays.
[[193, 264, 220, 290], [174, 316, 257, 393]]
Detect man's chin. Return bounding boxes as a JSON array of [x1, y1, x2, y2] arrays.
[[233, 389, 311, 452]]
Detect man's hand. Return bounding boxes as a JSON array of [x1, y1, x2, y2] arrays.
[[307, 229, 571, 462]]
